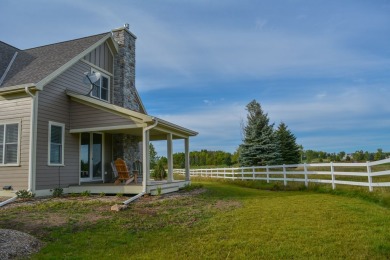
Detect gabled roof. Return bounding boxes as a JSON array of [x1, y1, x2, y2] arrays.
[[0, 41, 19, 80], [0, 32, 117, 90]]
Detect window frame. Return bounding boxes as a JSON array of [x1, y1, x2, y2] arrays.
[[0, 120, 21, 167], [90, 68, 110, 103], [48, 121, 65, 166]]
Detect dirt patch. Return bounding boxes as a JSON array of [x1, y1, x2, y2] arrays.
[[213, 200, 242, 210]]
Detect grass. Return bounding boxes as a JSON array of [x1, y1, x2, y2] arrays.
[[0, 181, 389, 259]]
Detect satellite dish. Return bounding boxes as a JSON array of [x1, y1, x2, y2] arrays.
[[83, 71, 101, 96], [83, 71, 101, 85]]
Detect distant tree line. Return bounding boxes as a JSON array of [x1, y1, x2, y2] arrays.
[[303, 148, 389, 163], [157, 150, 239, 169]]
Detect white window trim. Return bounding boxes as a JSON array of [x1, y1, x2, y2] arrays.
[[48, 121, 65, 166], [0, 119, 21, 167], [90, 68, 110, 103]]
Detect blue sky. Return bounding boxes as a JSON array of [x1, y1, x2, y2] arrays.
[[2, 0, 390, 155]]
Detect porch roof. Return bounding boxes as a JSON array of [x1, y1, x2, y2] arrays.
[[67, 91, 198, 140]]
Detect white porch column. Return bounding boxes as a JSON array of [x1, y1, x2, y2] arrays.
[[167, 133, 173, 182], [142, 129, 150, 191], [185, 138, 190, 181]]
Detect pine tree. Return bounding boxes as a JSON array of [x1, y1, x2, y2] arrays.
[[239, 100, 280, 166], [275, 122, 300, 164]]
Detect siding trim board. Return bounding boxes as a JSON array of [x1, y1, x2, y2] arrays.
[[81, 59, 113, 77], [70, 124, 146, 134]]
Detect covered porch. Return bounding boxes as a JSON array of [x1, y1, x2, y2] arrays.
[[67, 91, 197, 195]]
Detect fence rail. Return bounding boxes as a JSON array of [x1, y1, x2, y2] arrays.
[[174, 158, 390, 192]]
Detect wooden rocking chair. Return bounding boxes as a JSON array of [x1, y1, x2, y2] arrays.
[[113, 158, 135, 185]]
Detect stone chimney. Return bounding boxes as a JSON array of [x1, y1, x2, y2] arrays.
[[112, 25, 141, 112]]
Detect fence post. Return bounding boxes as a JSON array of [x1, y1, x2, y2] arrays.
[[266, 166, 270, 183], [283, 164, 287, 186], [331, 162, 335, 190], [304, 163, 308, 188], [252, 167, 255, 180], [366, 161, 373, 192], [241, 168, 244, 180], [232, 168, 234, 180], [224, 168, 226, 179]]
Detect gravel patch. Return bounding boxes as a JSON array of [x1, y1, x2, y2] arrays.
[[0, 229, 43, 259]]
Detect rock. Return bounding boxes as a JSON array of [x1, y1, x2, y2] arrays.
[[0, 229, 43, 259], [110, 204, 128, 211]]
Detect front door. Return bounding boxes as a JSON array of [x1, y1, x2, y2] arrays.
[[80, 133, 103, 182]]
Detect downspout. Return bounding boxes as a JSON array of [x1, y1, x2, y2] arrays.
[[123, 118, 158, 205], [25, 86, 37, 193], [142, 118, 158, 193]]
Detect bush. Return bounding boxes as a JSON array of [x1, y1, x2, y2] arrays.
[[80, 190, 91, 197], [152, 161, 167, 180], [16, 190, 35, 200], [52, 188, 63, 197]]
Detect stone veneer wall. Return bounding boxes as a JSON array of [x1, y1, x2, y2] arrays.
[[111, 27, 144, 182], [112, 27, 141, 112], [112, 134, 142, 172]]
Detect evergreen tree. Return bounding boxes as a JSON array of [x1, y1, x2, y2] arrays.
[[149, 143, 158, 168], [239, 100, 280, 166], [275, 122, 300, 164]]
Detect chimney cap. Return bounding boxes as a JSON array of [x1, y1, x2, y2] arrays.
[[124, 23, 130, 29]]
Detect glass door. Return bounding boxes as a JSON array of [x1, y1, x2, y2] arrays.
[[80, 133, 103, 182]]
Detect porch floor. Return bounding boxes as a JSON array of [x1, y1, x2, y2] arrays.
[[68, 180, 190, 195]]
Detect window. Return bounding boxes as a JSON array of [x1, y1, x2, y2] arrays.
[[48, 122, 65, 166], [90, 69, 110, 102], [0, 122, 20, 166]]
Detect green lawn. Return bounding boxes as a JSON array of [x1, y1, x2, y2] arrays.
[[1, 182, 389, 259]]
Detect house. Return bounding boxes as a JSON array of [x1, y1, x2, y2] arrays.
[[0, 25, 197, 197]]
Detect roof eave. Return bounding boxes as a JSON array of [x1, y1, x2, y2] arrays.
[[154, 117, 198, 136], [0, 83, 36, 95]]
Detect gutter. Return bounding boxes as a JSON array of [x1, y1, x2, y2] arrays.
[[142, 118, 159, 193], [25, 86, 38, 193], [0, 83, 36, 95]]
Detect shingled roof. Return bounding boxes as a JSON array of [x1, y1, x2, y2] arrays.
[[0, 32, 110, 88]]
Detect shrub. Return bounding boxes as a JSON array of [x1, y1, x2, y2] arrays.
[[152, 161, 167, 180], [156, 186, 162, 196], [16, 190, 35, 200], [81, 190, 91, 197], [52, 188, 63, 198]]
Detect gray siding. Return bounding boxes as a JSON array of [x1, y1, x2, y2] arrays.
[[36, 60, 92, 190], [70, 101, 138, 129], [0, 94, 31, 190], [83, 42, 113, 73]]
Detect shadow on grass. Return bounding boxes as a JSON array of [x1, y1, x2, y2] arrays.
[[192, 177, 390, 208]]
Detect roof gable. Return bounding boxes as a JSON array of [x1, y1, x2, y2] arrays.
[[0, 41, 20, 79], [0, 32, 117, 89]]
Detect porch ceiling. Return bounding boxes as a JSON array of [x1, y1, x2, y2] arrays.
[[67, 91, 198, 140]]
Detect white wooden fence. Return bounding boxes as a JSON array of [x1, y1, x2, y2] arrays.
[[174, 158, 390, 192]]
